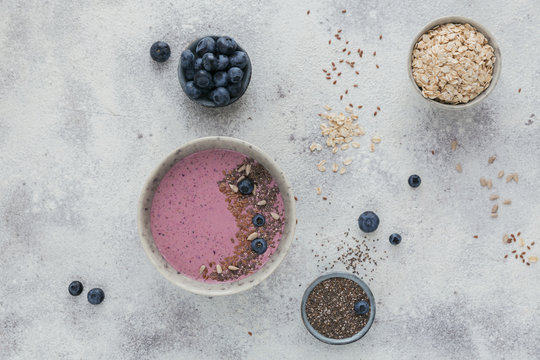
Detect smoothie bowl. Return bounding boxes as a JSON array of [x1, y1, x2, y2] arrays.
[[138, 137, 295, 296]]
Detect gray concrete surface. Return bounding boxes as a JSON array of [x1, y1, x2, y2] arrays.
[[1, 0, 539, 359]]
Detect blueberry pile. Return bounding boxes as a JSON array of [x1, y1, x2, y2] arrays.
[[181, 36, 249, 106]]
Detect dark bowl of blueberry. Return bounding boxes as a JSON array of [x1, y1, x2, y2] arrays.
[[178, 36, 252, 107]]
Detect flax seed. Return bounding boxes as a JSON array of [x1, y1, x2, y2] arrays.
[[199, 265, 206, 274], [373, 51, 376, 56]]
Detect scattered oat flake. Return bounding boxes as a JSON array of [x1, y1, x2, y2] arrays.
[[332, 163, 339, 173], [245, 164, 251, 175], [318, 166, 326, 172], [491, 204, 498, 213], [489, 194, 499, 200], [199, 265, 206, 274], [238, 164, 246, 172], [343, 158, 353, 166], [339, 167, 346, 175], [490, 213, 498, 218], [371, 136, 381, 144], [519, 238, 525, 247], [351, 142, 360, 148], [480, 177, 487, 187], [455, 163, 463, 173], [488, 155, 496, 164], [503, 199, 512, 205], [451, 140, 457, 151], [529, 256, 538, 263], [369, 144, 375, 152], [487, 179, 493, 189], [324, 105, 332, 111], [317, 160, 327, 167], [498, 170, 504, 178], [341, 144, 349, 151], [316, 186, 322, 195]]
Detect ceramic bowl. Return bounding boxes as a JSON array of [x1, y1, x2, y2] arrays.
[[138, 136, 295, 296], [178, 36, 252, 107], [301, 272, 376, 345], [408, 16, 501, 109]]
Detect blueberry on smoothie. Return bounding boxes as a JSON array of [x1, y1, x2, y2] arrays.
[[252, 214, 266, 227], [210, 87, 231, 106], [185, 81, 202, 99], [68, 281, 83, 296], [251, 238, 268, 255], [389, 233, 402, 245], [408, 174, 421, 188], [202, 52, 219, 72], [150, 41, 171, 63], [180, 50, 195, 69], [227, 67, 243, 84], [238, 178, 254, 195], [216, 54, 229, 70], [87, 288, 105, 305], [216, 36, 237, 55], [229, 51, 248, 69], [358, 211, 379, 233], [194, 70, 213, 89], [196, 37, 215, 56], [213, 71, 229, 88], [354, 300, 370, 315]]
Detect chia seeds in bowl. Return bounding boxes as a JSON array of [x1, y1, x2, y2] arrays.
[[408, 17, 501, 109], [301, 273, 376, 345]]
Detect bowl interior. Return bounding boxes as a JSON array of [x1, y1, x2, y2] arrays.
[[301, 273, 376, 345], [408, 16, 501, 109], [138, 137, 295, 296], [178, 36, 252, 107]]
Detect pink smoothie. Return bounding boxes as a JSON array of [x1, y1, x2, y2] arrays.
[[150, 149, 285, 283]]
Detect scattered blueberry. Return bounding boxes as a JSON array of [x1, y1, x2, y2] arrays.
[[150, 41, 171, 63], [180, 50, 195, 69], [358, 211, 380, 233], [211, 87, 231, 106], [228, 67, 243, 84], [216, 36, 238, 55], [194, 70, 213, 89], [194, 58, 203, 71], [213, 71, 229, 88], [216, 54, 229, 70], [251, 238, 268, 255], [227, 82, 243, 97], [68, 281, 83, 296], [87, 288, 105, 305], [202, 53, 219, 72], [184, 68, 195, 81], [354, 300, 370, 315], [196, 37, 215, 56], [237, 178, 254, 195], [252, 214, 266, 227], [389, 233, 402, 245], [185, 81, 202, 99], [408, 174, 421, 188], [229, 51, 248, 69]]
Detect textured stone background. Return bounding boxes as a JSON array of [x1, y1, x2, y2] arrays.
[[1, 0, 539, 359]]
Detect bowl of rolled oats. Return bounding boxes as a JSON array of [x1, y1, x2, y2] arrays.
[[408, 17, 501, 108]]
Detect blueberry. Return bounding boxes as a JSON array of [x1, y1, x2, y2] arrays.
[[227, 82, 243, 98], [184, 68, 195, 81], [408, 174, 421, 188], [237, 178, 254, 195], [194, 70, 213, 89], [196, 37, 215, 56], [251, 238, 267, 255], [180, 50, 195, 69], [228, 67, 243, 84], [358, 211, 379, 233], [150, 41, 171, 63], [87, 288, 105, 305], [211, 87, 230, 106], [229, 51, 248, 69], [194, 58, 203, 71], [252, 214, 266, 227], [216, 36, 238, 55], [202, 52, 219, 72], [185, 81, 202, 99], [389, 233, 402, 245], [354, 300, 370, 315], [68, 281, 83, 296], [213, 71, 229, 88], [216, 54, 229, 70]]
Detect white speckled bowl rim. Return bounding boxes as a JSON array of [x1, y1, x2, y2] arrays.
[[138, 136, 296, 296], [407, 16, 502, 110], [301, 273, 376, 345]]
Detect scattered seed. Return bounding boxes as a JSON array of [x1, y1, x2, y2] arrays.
[[237, 175, 245, 182], [332, 163, 339, 173], [487, 179, 493, 189], [518, 88, 521, 93], [512, 250, 517, 253], [316, 186, 322, 195], [270, 212, 279, 220], [379, 34, 383, 40], [342, 9, 346, 13], [375, 64, 379, 69], [245, 164, 251, 175], [491, 204, 498, 213], [228, 265, 239, 271], [318, 166, 326, 172], [455, 163, 463, 173], [257, 200, 267, 206], [339, 167, 346, 175], [498, 170, 504, 178], [307, 9, 310, 15], [333, 80, 337, 85], [489, 194, 499, 200], [343, 158, 353, 166], [373, 51, 376, 56], [504, 254, 508, 259], [216, 264, 222, 274], [503, 234, 510, 243], [451, 140, 457, 151], [503, 199, 512, 205], [488, 155, 496, 164], [371, 136, 381, 144], [480, 177, 487, 187], [369, 143, 375, 152], [199, 265, 206, 274], [229, 184, 239, 193], [247, 232, 258, 241], [376, 106, 381, 111], [332, 147, 338, 154], [373, 111, 377, 116]]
